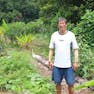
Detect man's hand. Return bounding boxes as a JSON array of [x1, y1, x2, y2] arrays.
[[73, 62, 78, 70], [48, 61, 53, 70]]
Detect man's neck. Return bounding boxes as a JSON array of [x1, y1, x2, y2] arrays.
[[59, 30, 67, 35]]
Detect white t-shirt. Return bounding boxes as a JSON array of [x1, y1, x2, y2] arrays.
[[49, 31, 78, 68]]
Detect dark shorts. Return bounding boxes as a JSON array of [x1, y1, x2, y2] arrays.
[[52, 66, 75, 86]]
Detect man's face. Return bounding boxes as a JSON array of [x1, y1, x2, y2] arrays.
[[58, 20, 66, 30]]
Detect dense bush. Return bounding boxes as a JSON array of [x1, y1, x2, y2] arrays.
[[0, 20, 8, 55], [0, 50, 54, 94], [67, 23, 75, 31], [75, 42, 94, 79], [4, 19, 47, 42], [0, 33, 7, 56], [73, 10, 94, 79], [26, 19, 45, 33], [6, 22, 26, 42], [73, 10, 94, 46]]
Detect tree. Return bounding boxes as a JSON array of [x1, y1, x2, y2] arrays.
[[38, 0, 94, 24], [0, 0, 39, 23]]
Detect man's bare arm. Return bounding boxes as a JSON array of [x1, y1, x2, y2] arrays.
[[73, 49, 78, 70], [48, 49, 54, 69], [74, 49, 78, 62]]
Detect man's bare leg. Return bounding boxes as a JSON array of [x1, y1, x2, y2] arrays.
[[56, 84, 62, 94], [68, 85, 74, 94]]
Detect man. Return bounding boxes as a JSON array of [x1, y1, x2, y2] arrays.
[[48, 17, 78, 94]]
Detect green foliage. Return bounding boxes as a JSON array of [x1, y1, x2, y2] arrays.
[[0, 34, 7, 56], [38, 0, 93, 24], [75, 42, 94, 79], [1, 19, 9, 32], [26, 19, 45, 33], [73, 10, 94, 46], [0, 0, 39, 22], [74, 80, 94, 90], [5, 19, 46, 44], [0, 0, 94, 23], [16, 34, 33, 49], [28, 73, 54, 94], [0, 19, 8, 56], [0, 19, 8, 34], [6, 22, 26, 42], [0, 50, 32, 92], [50, 14, 60, 32], [5, 10, 22, 23], [0, 50, 54, 94], [67, 23, 75, 31], [72, 10, 94, 79], [71, 10, 94, 79]]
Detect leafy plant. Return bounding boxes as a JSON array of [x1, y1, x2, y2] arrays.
[[74, 80, 94, 90], [73, 10, 94, 46], [5, 22, 26, 42], [16, 34, 34, 49], [1, 19, 9, 31], [75, 41, 94, 79], [73, 10, 94, 79], [0, 19, 8, 56], [25, 19, 44, 33], [0, 50, 54, 94]]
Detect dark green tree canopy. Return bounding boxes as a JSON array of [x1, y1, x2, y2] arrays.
[[0, 0, 39, 23], [0, 0, 94, 23]]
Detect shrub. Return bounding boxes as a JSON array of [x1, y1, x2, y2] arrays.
[[73, 10, 94, 46], [75, 40, 94, 79], [5, 22, 26, 42], [73, 10, 94, 79], [0, 50, 54, 94], [16, 34, 34, 49], [67, 22, 75, 31], [0, 20, 8, 56], [25, 19, 45, 34]]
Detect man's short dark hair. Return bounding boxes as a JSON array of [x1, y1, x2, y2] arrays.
[[57, 17, 67, 24]]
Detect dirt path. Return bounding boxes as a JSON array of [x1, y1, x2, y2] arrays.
[[32, 56, 94, 94]]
